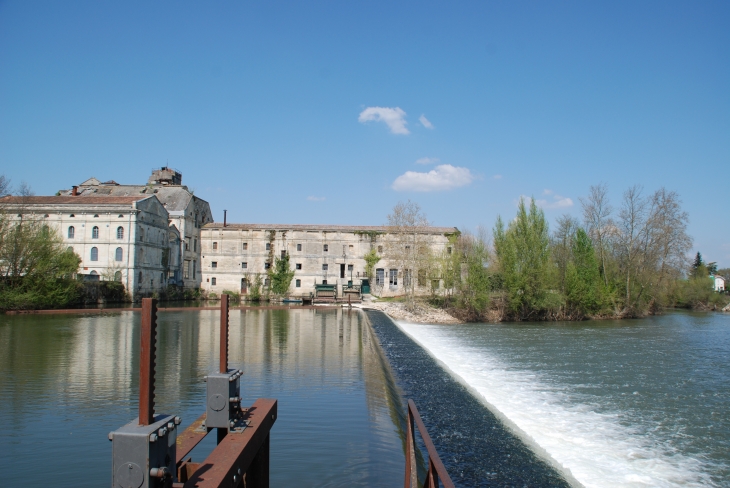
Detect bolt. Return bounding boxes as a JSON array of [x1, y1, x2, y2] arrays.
[[174, 416, 182, 425], [108, 432, 114, 441], [158, 427, 167, 437], [167, 422, 174, 430], [233, 474, 238, 483], [149, 433, 158, 442]]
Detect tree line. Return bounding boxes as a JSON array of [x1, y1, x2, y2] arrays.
[[399, 184, 723, 321]]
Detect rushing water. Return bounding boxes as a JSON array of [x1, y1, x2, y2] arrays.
[[0, 308, 406, 487], [396, 311, 730, 487]]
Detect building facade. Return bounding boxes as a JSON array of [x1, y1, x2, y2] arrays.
[[199, 223, 458, 298], [0, 195, 177, 298], [57, 167, 213, 290]]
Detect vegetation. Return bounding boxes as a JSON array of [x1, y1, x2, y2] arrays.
[[0, 205, 82, 310], [417, 184, 726, 321], [268, 253, 295, 295], [363, 248, 381, 282]]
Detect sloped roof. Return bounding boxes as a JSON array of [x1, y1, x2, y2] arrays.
[[0, 196, 149, 205], [58, 185, 197, 211]]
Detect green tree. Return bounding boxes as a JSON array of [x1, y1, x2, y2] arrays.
[[268, 254, 295, 295], [565, 228, 604, 316], [692, 252, 703, 270], [493, 198, 559, 319], [363, 248, 381, 282]]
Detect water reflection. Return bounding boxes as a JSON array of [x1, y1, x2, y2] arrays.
[[0, 308, 406, 487]]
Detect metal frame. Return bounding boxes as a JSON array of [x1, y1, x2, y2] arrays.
[[404, 399, 455, 488]]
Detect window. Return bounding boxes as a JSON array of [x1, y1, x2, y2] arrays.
[[323, 244, 328, 252], [405, 245, 411, 252], [322, 264, 328, 271], [117, 226, 124, 239], [447, 247, 452, 255], [139, 228, 144, 242], [139, 272, 142, 284], [264, 278, 270, 287], [322, 280, 327, 285], [118, 214, 123, 218], [296, 263, 302, 270], [213, 242, 218, 250], [376, 268, 385, 286], [68, 226, 75, 238], [90, 247, 98, 261], [431, 279, 440, 290], [377, 245, 383, 253], [348, 264, 353, 272], [69, 214, 75, 218], [297, 244, 302, 251], [193, 260, 196, 279], [296, 279, 301, 287], [92, 226, 99, 239], [266, 243, 270, 251], [281, 250, 286, 258], [243, 242, 248, 250], [242, 262, 247, 269], [114, 271, 122, 282], [212, 262, 218, 268], [264, 262, 271, 270], [211, 277, 216, 286], [349, 245, 353, 251], [193, 239, 197, 252], [115, 247, 123, 261], [184, 261, 190, 279], [185, 238, 189, 250], [93, 214, 99, 218], [389, 269, 398, 286]]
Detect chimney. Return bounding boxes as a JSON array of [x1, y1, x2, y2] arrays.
[[72, 186, 78, 196], [223, 210, 227, 227]]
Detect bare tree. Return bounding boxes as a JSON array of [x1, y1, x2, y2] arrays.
[[580, 183, 613, 285], [551, 214, 581, 293], [385, 200, 431, 310]]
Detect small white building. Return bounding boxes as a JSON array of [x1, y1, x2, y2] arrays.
[[0, 195, 179, 298], [711, 275, 725, 292]]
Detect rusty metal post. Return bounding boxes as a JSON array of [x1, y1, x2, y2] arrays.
[[139, 298, 157, 425], [220, 293, 229, 373], [404, 404, 417, 488]]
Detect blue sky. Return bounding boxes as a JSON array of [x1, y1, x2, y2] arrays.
[[1, 1, 728, 264]]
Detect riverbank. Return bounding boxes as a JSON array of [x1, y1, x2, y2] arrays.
[[361, 300, 463, 324]]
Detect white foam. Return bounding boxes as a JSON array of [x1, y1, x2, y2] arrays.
[[396, 321, 715, 488]]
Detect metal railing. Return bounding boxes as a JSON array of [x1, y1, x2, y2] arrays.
[[404, 399, 455, 488]]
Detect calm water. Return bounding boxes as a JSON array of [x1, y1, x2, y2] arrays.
[[0, 308, 406, 487], [397, 311, 730, 487]]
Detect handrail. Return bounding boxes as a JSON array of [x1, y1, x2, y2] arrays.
[[404, 399, 455, 488]]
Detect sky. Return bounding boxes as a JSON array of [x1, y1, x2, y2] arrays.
[[1, 1, 728, 264]]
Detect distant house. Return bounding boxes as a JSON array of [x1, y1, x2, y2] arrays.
[[711, 275, 725, 292]]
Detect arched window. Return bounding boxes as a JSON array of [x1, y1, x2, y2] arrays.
[[90, 247, 98, 261], [68, 226, 75, 238], [114, 271, 122, 282], [92, 226, 99, 239], [117, 226, 124, 239], [115, 247, 123, 261]]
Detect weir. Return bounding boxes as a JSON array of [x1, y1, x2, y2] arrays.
[[108, 298, 454, 487]]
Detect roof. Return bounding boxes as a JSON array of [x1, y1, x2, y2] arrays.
[[0, 196, 149, 205], [58, 185, 200, 211], [203, 223, 458, 234]]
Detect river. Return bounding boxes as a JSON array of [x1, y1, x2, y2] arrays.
[[1, 308, 727, 487], [394, 310, 730, 487]]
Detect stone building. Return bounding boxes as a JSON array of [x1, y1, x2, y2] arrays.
[[0, 195, 176, 298], [199, 223, 458, 298], [57, 167, 213, 290]]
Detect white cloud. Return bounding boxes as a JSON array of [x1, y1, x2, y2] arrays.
[[358, 107, 409, 135], [392, 164, 475, 192], [493, 174, 502, 179], [419, 114, 434, 129], [307, 196, 326, 201], [519, 191, 573, 209], [415, 157, 440, 165]]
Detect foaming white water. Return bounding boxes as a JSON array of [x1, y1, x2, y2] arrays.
[[397, 322, 714, 488]]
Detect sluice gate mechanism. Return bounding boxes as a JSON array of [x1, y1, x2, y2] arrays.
[[109, 295, 276, 488]]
